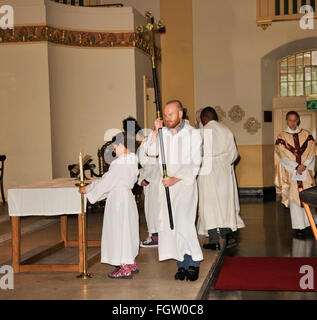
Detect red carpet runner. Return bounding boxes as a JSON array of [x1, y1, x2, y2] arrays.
[[214, 257, 317, 291]]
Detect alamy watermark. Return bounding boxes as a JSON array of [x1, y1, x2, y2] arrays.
[[0, 265, 14, 290], [299, 264, 314, 290], [103, 122, 214, 176], [0, 5, 14, 30]]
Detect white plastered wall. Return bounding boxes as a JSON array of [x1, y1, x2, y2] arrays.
[[0, 0, 52, 198]]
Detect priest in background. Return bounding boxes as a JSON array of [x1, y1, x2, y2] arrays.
[[275, 111, 317, 238], [198, 106, 245, 250]]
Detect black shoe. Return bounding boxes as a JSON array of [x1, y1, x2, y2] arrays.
[[174, 267, 186, 280], [294, 229, 305, 238], [225, 233, 237, 248], [203, 242, 221, 251], [186, 266, 199, 281]]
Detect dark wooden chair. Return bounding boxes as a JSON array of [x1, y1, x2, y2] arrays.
[[0, 155, 6, 204], [67, 141, 113, 179]]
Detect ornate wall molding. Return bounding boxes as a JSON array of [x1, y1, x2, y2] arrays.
[[214, 106, 226, 122], [244, 117, 261, 134], [0, 25, 160, 57], [228, 105, 245, 123]]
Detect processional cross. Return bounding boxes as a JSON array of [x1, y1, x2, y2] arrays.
[[136, 12, 174, 230]]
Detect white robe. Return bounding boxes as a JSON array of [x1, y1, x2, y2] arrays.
[[86, 153, 139, 266], [146, 123, 203, 262], [137, 138, 161, 235], [198, 120, 245, 233]]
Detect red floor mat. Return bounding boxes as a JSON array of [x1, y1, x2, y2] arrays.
[[214, 257, 317, 291]]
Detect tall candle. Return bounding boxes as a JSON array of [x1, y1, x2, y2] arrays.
[[79, 152, 84, 182]]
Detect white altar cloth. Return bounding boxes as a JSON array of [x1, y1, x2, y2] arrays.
[[8, 178, 90, 217]]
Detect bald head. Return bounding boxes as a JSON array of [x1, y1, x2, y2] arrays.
[[164, 100, 183, 129]]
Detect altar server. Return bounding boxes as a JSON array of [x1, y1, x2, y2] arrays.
[[137, 137, 161, 247], [145, 100, 203, 282], [275, 111, 317, 238], [198, 106, 245, 250], [79, 132, 139, 279]]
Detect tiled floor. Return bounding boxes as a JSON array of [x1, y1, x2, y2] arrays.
[[0, 203, 220, 300], [205, 199, 317, 300], [2, 198, 316, 300]]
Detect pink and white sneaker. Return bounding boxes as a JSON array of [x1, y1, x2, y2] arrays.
[[129, 260, 139, 274], [108, 265, 132, 279]]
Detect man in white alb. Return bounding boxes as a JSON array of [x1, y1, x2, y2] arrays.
[[146, 100, 203, 281], [198, 106, 245, 250]]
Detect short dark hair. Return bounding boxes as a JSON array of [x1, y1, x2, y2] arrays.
[[122, 117, 142, 136], [165, 99, 183, 111], [201, 106, 218, 122], [286, 111, 301, 126], [111, 131, 135, 151]]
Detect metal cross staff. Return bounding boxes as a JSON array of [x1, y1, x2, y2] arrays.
[[136, 12, 174, 230]]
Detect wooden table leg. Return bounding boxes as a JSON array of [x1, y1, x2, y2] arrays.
[[78, 214, 83, 272], [60, 215, 68, 247], [11, 216, 21, 273]]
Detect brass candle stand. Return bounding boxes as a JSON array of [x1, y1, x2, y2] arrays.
[[75, 178, 92, 279]]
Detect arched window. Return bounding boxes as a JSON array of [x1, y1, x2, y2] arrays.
[[279, 50, 317, 97]]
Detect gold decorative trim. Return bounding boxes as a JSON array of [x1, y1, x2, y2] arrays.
[[244, 117, 261, 134], [256, 19, 272, 30], [0, 25, 160, 57], [228, 105, 245, 123]]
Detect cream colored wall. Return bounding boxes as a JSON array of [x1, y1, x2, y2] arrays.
[[0, 44, 52, 193], [46, 2, 151, 177], [48, 44, 138, 178], [100, 0, 160, 19], [0, 1, 51, 199], [134, 49, 153, 128], [160, 0, 195, 124], [234, 144, 275, 188], [45, 0, 135, 31], [0, 0, 46, 25], [235, 146, 263, 188]]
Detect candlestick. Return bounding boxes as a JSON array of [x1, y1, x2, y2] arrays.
[[79, 152, 84, 182], [75, 152, 91, 279]]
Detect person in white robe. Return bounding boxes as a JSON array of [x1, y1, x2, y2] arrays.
[[195, 108, 208, 237], [275, 111, 317, 238], [137, 137, 161, 247], [79, 132, 139, 279], [198, 106, 245, 250], [145, 100, 203, 282]]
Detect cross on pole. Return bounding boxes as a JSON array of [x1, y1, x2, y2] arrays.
[[136, 11, 165, 69], [135, 12, 174, 230]]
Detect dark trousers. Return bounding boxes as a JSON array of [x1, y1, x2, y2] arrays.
[[208, 228, 232, 244]]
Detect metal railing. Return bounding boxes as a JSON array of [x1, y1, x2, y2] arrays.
[[52, 0, 123, 7], [257, 0, 317, 29]]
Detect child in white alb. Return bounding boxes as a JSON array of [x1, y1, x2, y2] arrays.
[[79, 132, 139, 279]]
